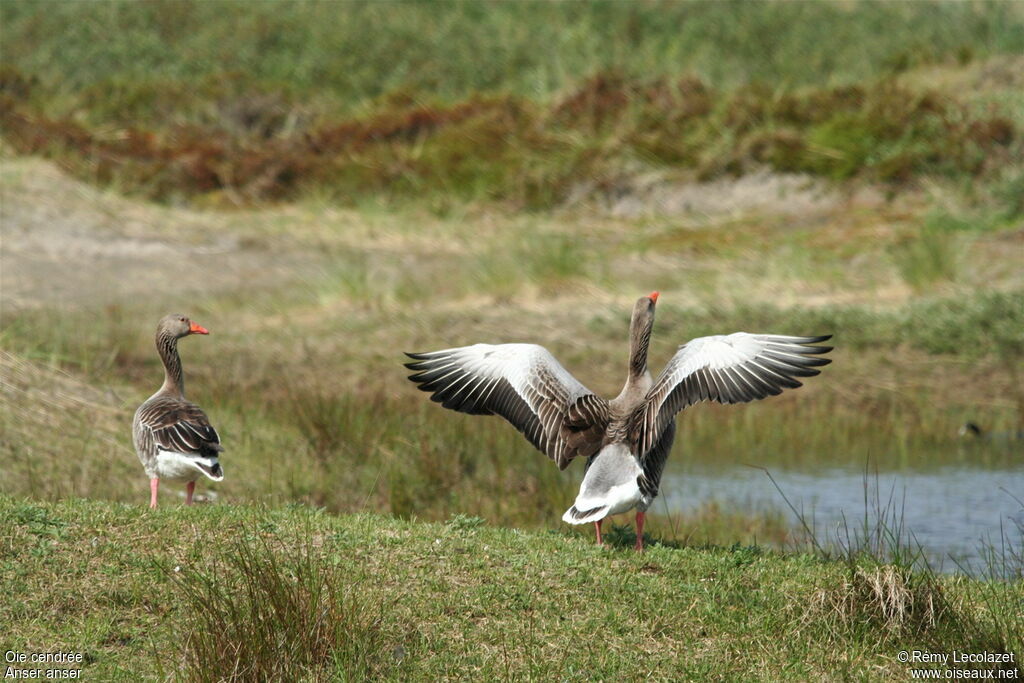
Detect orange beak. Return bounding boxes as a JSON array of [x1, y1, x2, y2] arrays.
[[648, 291, 659, 303], [189, 321, 209, 335]]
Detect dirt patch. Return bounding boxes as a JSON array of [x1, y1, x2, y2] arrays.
[[604, 170, 870, 219]]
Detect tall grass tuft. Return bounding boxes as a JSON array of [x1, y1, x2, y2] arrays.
[[821, 564, 944, 635], [167, 526, 398, 682], [954, 492, 1024, 660]]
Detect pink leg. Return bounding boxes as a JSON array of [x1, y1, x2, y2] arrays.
[[634, 511, 646, 551], [149, 478, 159, 509], [185, 481, 196, 505], [594, 519, 604, 546]]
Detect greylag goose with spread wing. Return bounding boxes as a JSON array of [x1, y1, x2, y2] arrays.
[[405, 292, 831, 549], [133, 314, 223, 508]]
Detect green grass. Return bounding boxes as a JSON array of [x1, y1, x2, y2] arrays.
[[4, 0, 1023, 115], [169, 524, 392, 681], [1, 495, 1020, 680]]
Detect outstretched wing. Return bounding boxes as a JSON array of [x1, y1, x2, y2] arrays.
[[405, 344, 609, 469], [136, 395, 223, 458], [634, 334, 832, 455]]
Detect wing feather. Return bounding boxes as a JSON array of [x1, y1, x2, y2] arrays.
[[406, 344, 609, 469], [635, 333, 832, 454], [135, 395, 223, 458]]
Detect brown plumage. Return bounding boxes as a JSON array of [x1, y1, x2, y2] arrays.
[[132, 314, 223, 508]]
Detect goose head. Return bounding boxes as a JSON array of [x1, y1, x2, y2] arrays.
[[157, 313, 209, 340]]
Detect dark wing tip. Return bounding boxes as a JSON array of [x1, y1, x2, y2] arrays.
[[803, 344, 833, 355], [406, 373, 435, 388]]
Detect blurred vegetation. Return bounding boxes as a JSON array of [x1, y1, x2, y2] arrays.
[[4, 0, 1023, 110], [1, 1, 1023, 207]]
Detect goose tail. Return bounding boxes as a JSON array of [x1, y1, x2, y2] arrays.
[[197, 458, 224, 482], [562, 504, 610, 525]]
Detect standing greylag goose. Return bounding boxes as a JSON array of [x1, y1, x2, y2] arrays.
[[405, 292, 831, 550], [133, 314, 223, 508]]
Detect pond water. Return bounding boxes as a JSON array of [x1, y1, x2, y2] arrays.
[[663, 442, 1024, 575]]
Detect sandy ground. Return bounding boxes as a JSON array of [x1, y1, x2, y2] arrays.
[[0, 158, 319, 312], [0, 157, 856, 314], [604, 169, 854, 218], [2, 156, 1020, 320]]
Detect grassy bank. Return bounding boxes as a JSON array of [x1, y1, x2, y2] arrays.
[[1, 495, 1020, 680]]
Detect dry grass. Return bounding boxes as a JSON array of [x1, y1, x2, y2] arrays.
[[821, 565, 944, 634], [0, 350, 135, 500]]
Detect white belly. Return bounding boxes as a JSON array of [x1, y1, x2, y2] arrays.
[[156, 451, 221, 482]]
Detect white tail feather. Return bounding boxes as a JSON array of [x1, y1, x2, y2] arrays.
[[562, 504, 610, 525]]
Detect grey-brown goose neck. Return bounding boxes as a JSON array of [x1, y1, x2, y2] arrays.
[[156, 331, 185, 397], [615, 304, 655, 405], [628, 313, 653, 377]]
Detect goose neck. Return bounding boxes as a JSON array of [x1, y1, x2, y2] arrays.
[[627, 314, 653, 381], [157, 331, 184, 396]]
